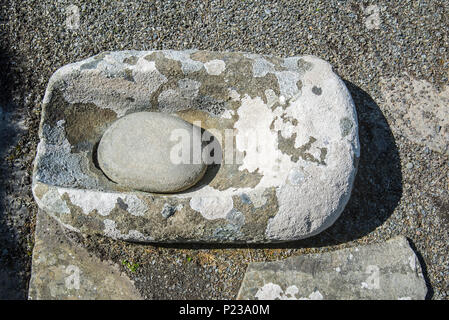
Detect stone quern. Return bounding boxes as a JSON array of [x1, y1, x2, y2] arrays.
[[97, 112, 207, 193], [32, 50, 359, 242], [237, 237, 428, 300]]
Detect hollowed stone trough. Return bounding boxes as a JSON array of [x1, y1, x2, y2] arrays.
[[32, 50, 359, 243]]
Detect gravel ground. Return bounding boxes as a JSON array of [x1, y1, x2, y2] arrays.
[[0, 0, 447, 299]]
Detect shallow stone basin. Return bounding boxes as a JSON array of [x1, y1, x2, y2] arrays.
[[32, 50, 359, 243]]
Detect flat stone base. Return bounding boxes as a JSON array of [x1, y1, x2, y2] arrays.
[[29, 210, 429, 300], [28, 209, 142, 300], [237, 236, 428, 300]]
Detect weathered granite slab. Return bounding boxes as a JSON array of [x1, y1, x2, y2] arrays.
[[237, 236, 428, 300], [32, 50, 359, 242], [28, 209, 142, 300]]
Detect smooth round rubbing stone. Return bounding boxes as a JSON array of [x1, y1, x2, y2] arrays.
[[97, 112, 207, 193]]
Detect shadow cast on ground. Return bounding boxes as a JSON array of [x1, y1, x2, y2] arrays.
[[407, 238, 434, 299], [0, 46, 30, 300]]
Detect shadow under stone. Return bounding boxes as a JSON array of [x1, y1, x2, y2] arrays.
[[407, 238, 434, 300], [0, 46, 30, 299], [177, 128, 222, 194]]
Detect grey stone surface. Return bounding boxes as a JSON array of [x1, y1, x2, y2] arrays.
[[28, 209, 142, 300], [32, 50, 359, 243], [98, 112, 207, 193], [380, 74, 449, 155], [237, 236, 428, 300]]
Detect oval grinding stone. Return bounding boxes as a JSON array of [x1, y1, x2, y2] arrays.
[[97, 112, 207, 193]]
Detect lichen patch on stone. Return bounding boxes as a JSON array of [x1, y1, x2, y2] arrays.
[[204, 59, 226, 75]]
